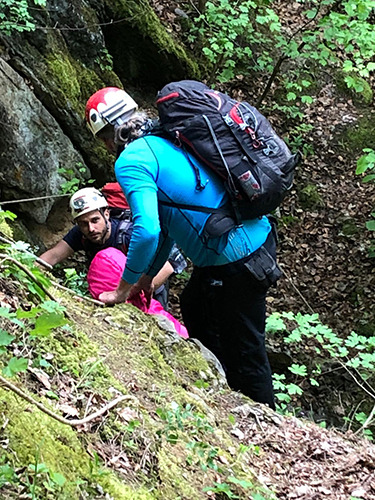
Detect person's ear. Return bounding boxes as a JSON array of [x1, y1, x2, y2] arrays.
[[103, 208, 110, 220]]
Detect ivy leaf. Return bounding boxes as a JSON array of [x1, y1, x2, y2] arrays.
[[2, 357, 29, 377]]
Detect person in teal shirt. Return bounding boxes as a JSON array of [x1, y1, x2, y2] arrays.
[[85, 86, 281, 409]]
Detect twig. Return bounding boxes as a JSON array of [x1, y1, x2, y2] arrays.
[[353, 403, 375, 436], [50, 280, 105, 307], [0, 235, 53, 270], [0, 234, 15, 245], [256, 0, 326, 106], [338, 361, 375, 401], [0, 254, 70, 318], [0, 374, 137, 427], [278, 263, 315, 314]]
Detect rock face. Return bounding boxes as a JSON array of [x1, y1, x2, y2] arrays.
[[0, 58, 85, 223], [0, 0, 198, 223]]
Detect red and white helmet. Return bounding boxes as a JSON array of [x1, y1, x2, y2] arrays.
[[85, 87, 138, 136], [70, 188, 108, 219]]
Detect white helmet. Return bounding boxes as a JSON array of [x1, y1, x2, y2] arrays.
[[85, 87, 138, 136], [70, 188, 108, 220]]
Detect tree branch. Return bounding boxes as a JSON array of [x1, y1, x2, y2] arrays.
[[0, 374, 137, 427]]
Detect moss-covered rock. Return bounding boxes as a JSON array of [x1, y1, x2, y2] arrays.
[[339, 113, 375, 154], [335, 71, 373, 105], [339, 218, 360, 237], [102, 0, 200, 88], [0, 278, 275, 499], [298, 183, 324, 210]]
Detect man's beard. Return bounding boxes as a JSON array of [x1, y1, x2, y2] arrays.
[[87, 227, 107, 244]]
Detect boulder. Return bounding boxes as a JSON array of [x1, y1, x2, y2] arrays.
[[0, 58, 86, 223]]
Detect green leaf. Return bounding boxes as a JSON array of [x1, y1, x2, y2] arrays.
[[30, 312, 67, 337], [366, 220, 375, 231], [275, 393, 291, 403], [289, 364, 308, 376], [228, 476, 254, 488], [0, 463, 15, 487], [287, 92, 297, 101], [301, 95, 314, 104], [29, 462, 49, 474], [40, 300, 66, 314], [286, 383, 303, 395], [0, 330, 15, 347], [363, 174, 375, 183], [228, 414, 236, 425], [3, 357, 29, 377], [45, 390, 59, 400], [49, 471, 66, 486], [306, 9, 317, 19]]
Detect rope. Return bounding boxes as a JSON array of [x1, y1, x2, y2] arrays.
[[0, 194, 70, 205]]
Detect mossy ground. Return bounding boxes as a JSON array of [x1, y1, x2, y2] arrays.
[[339, 113, 375, 154], [298, 183, 324, 210], [0, 277, 274, 499]]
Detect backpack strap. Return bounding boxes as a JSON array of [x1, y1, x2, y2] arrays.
[[115, 219, 133, 254], [158, 199, 230, 215]]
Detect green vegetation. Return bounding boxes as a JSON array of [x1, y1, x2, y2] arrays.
[[58, 164, 93, 195], [187, 0, 375, 100], [0, 0, 46, 34], [0, 222, 276, 499], [298, 184, 324, 210], [356, 148, 375, 254], [267, 311, 375, 440]]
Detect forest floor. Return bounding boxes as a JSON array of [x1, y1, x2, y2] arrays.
[[149, 0, 375, 339]]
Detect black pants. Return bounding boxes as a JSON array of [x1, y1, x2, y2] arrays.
[[180, 232, 278, 409]]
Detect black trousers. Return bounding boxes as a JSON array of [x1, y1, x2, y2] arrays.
[[180, 232, 277, 409]]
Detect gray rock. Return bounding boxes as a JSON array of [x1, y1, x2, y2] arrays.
[[0, 58, 85, 223]]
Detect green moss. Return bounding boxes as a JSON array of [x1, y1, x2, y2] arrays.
[[336, 71, 373, 105], [0, 275, 273, 499], [0, 219, 13, 239], [1, 388, 88, 491], [339, 114, 375, 154], [157, 445, 207, 499], [98, 476, 156, 500], [298, 184, 324, 210], [340, 219, 360, 237], [0, 386, 158, 498], [104, 0, 200, 79], [46, 52, 80, 102]]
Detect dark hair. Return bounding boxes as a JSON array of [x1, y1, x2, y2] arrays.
[[96, 123, 115, 140], [114, 112, 148, 146]]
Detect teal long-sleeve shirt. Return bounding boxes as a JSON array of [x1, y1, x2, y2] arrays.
[[115, 135, 271, 284]]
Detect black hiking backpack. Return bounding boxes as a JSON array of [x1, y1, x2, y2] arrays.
[[156, 80, 301, 229]]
